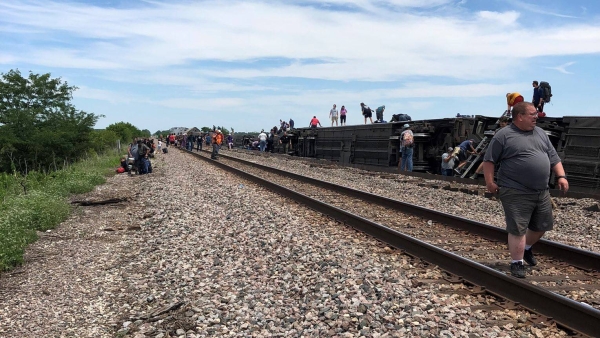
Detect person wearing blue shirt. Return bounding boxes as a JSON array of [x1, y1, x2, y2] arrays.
[[454, 139, 477, 173], [532, 81, 545, 112]]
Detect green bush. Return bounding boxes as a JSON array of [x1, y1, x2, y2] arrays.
[[0, 152, 120, 271]]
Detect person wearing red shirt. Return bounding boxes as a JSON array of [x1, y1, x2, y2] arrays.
[[309, 116, 321, 128]]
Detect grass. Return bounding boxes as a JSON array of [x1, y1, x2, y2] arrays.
[[0, 151, 121, 271]]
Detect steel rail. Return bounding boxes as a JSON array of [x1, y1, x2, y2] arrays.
[[229, 147, 600, 199], [186, 149, 600, 336], [197, 149, 600, 272]]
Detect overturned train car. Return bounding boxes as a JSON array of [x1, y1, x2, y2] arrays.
[[284, 115, 600, 193]]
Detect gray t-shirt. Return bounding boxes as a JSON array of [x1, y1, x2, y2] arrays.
[[441, 153, 455, 170], [400, 129, 413, 150], [483, 124, 560, 192]]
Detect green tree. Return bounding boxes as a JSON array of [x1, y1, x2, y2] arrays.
[[90, 129, 120, 152], [105, 122, 142, 143], [154, 129, 171, 137], [0, 69, 101, 173]]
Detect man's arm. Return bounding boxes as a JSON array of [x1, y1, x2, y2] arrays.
[[552, 162, 569, 193], [483, 161, 497, 194]]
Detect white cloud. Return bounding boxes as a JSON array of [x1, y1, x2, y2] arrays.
[[546, 61, 575, 74], [0, 53, 16, 64], [508, 1, 578, 19], [2, 0, 600, 82], [1, 0, 599, 132], [74, 86, 146, 104], [476, 11, 520, 25]]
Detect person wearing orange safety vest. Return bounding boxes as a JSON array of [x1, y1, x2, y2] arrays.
[[211, 130, 224, 160]]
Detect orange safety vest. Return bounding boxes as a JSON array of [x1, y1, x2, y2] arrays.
[[214, 133, 223, 145]]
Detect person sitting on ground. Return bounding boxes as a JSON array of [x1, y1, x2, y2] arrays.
[[441, 147, 458, 176], [119, 156, 129, 173], [309, 116, 321, 128], [506, 92, 524, 117], [360, 103, 373, 124]]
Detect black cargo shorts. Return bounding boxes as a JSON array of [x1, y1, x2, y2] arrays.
[[498, 187, 553, 236]]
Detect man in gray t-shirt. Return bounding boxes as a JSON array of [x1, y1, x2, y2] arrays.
[[483, 102, 569, 278]]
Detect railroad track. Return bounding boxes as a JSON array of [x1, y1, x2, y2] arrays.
[[184, 148, 600, 336]]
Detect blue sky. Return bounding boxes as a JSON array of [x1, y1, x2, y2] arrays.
[[1, 0, 600, 133]]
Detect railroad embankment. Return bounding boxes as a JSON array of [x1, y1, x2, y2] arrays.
[[0, 148, 575, 337]]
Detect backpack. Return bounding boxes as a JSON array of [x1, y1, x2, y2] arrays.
[[540, 81, 552, 103], [130, 144, 139, 159], [402, 131, 414, 147], [392, 114, 411, 122]]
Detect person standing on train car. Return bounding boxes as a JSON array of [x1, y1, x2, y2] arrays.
[[505, 92, 524, 117], [532, 81, 545, 113], [360, 103, 373, 124], [309, 116, 321, 128], [483, 102, 568, 278], [340, 106, 347, 126], [330, 104, 339, 127]]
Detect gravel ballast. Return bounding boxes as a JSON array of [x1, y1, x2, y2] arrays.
[[223, 149, 600, 253], [0, 149, 570, 337]]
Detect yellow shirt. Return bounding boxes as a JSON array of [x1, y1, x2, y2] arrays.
[[506, 92, 523, 106]]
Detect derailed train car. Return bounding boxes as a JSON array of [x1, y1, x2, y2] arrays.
[[280, 115, 600, 193]]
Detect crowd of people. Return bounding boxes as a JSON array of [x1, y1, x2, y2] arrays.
[[239, 118, 295, 153], [119, 138, 156, 175], [313, 103, 391, 128]]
